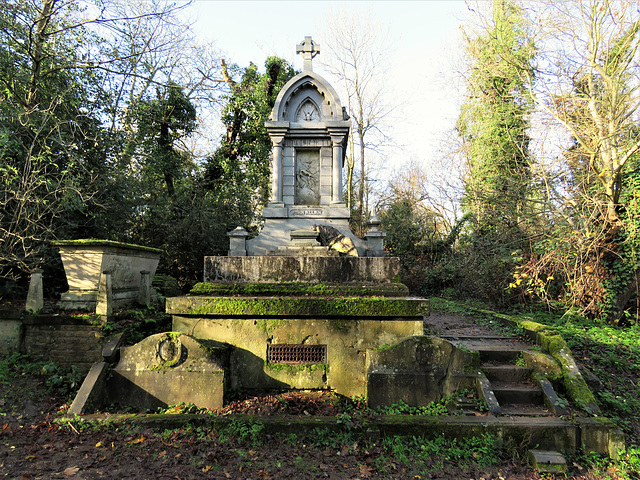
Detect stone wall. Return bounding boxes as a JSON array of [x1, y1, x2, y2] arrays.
[[5, 314, 105, 372], [0, 309, 23, 355]]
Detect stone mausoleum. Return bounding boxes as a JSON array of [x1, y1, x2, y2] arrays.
[[228, 36, 383, 258]]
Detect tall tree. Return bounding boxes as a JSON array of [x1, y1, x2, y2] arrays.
[[321, 7, 395, 235], [203, 57, 297, 226], [135, 82, 197, 197], [512, 0, 640, 321], [0, 0, 111, 278], [457, 0, 536, 235], [0, 0, 223, 286]]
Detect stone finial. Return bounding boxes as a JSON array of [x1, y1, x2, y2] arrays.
[[296, 36, 320, 71], [365, 209, 386, 257]]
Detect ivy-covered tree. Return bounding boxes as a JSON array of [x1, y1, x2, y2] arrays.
[[135, 82, 197, 196], [457, 0, 535, 235], [202, 57, 297, 228]]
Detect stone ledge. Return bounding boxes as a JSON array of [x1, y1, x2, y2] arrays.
[[166, 296, 429, 318], [63, 413, 622, 456], [189, 282, 409, 297]]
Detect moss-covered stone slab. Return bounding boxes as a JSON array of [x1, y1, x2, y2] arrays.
[[166, 296, 428, 318], [189, 282, 409, 297], [108, 332, 230, 411]]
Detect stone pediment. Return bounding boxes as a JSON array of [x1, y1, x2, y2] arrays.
[[269, 72, 349, 125]]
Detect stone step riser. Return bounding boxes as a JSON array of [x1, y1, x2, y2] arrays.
[[478, 349, 522, 363], [482, 366, 532, 383], [494, 387, 543, 405]]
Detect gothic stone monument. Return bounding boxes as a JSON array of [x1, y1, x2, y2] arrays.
[[227, 36, 384, 258]]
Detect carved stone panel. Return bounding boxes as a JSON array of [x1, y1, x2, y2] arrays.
[[295, 149, 320, 205]]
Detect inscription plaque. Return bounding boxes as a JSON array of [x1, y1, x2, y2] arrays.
[[289, 207, 323, 217]]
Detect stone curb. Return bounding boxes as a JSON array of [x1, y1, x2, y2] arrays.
[[62, 412, 622, 456]]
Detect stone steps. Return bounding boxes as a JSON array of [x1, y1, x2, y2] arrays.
[[482, 365, 532, 383], [492, 383, 543, 405], [455, 336, 564, 417]]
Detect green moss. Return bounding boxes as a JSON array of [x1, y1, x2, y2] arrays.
[[255, 318, 290, 335], [265, 363, 327, 374], [188, 282, 409, 297], [185, 297, 427, 318], [328, 319, 353, 333], [52, 239, 162, 253], [198, 342, 230, 357]]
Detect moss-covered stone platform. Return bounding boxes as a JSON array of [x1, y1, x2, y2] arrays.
[[165, 278, 430, 401], [166, 295, 427, 317]]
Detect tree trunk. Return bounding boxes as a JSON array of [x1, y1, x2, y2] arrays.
[[27, 0, 55, 108]]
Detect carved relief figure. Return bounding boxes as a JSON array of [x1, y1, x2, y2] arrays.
[[295, 149, 320, 204], [296, 99, 320, 122]]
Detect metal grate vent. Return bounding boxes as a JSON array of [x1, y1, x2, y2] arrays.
[[267, 344, 327, 364]]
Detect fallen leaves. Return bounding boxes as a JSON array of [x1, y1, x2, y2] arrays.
[[128, 435, 146, 445], [63, 466, 79, 476]]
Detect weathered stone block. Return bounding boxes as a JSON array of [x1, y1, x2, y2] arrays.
[[203, 256, 401, 283], [109, 332, 229, 410], [366, 336, 478, 408], [0, 310, 22, 355], [528, 450, 568, 474]]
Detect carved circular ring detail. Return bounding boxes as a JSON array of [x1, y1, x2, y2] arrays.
[[158, 337, 182, 367]]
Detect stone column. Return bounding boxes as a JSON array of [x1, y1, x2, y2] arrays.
[[138, 270, 152, 307], [26, 268, 44, 313], [331, 136, 343, 204], [96, 270, 113, 317], [270, 136, 285, 205]]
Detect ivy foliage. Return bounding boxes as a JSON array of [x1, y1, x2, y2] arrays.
[[457, 0, 535, 235], [202, 57, 297, 226]]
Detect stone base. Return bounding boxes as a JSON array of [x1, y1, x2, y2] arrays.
[[274, 245, 338, 257], [170, 313, 424, 399], [204, 256, 400, 283], [59, 288, 153, 311], [247, 209, 367, 256]]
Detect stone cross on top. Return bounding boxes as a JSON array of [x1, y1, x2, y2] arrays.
[[296, 36, 320, 71]]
